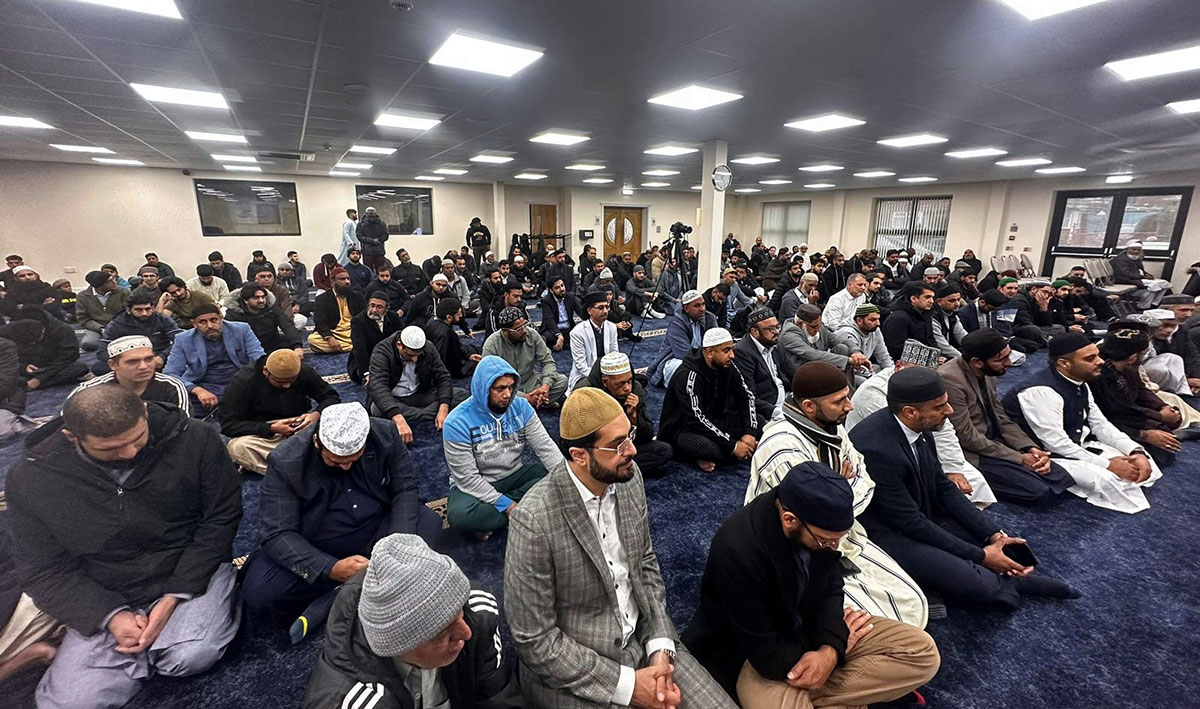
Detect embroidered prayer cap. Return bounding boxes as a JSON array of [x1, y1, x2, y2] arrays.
[[498, 307, 526, 328], [1048, 332, 1092, 358], [1124, 313, 1161, 328], [746, 307, 776, 328], [400, 326, 426, 349], [791, 361, 848, 400], [681, 289, 703, 305], [1144, 308, 1175, 321], [318, 402, 371, 456], [1099, 328, 1150, 361], [854, 303, 879, 318], [899, 339, 941, 369], [264, 349, 302, 379], [777, 461, 854, 533], [560, 387, 625, 440], [582, 291, 608, 307], [106, 335, 153, 360], [431, 273, 449, 283], [923, 267, 941, 276], [702, 327, 734, 348], [513, 254, 525, 262], [600, 352, 631, 376], [960, 328, 1008, 362], [887, 366, 945, 404]]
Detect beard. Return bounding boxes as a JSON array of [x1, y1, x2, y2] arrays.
[[982, 362, 1006, 376], [589, 453, 634, 485], [334, 284, 354, 296]]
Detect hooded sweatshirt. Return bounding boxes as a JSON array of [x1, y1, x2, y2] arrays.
[[441, 356, 563, 511]]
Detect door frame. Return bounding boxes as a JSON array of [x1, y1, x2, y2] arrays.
[[601, 205, 647, 259]]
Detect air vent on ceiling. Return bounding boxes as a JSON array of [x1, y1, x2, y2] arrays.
[[255, 151, 315, 161]]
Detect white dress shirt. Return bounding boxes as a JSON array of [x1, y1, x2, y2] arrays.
[[1016, 376, 1142, 469], [392, 361, 419, 398], [751, 335, 785, 421], [822, 288, 866, 330], [567, 467, 674, 706]]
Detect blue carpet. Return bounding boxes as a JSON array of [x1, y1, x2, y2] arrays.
[[1, 318, 1197, 709]]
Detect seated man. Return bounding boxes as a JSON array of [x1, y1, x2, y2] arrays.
[[939, 329, 1074, 506], [442, 356, 562, 540], [243, 402, 444, 626], [249, 267, 293, 317], [568, 290, 619, 390], [343, 248, 374, 294], [778, 304, 863, 384], [821, 273, 869, 331], [308, 267, 366, 354], [405, 273, 468, 335], [162, 277, 218, 330], [847, 340, 995, 510], [482, 306, 568, 409], [76, 269, 129, 351], [164, 303, 265, 415], [1003, 333, 1163, 514], [220, 349, 340, 474], [275, 262, 310, 321], [505, 388, 736, 709], [747, 361, 929, 628], [510, 253, 538, 298], [537, 276, 582, 351], [424, 297, 482, 379], [485, 280, 526, 337], [1110, 240, 1171, 309], [68, 335, 190, 414], [348, 290, 403, 385], [1091, 326, 1185, 467], [0, 309, 91, 390], [734, 307, 788, 427], [224, 283, 303, 356], [364, 263, 410, 317], [930, 283, 967, 358], [367, 326, 467, 444], [302, 534, 519, 709], [187, 264, 230, 305], [649, 289, 716, 386], [624, 264, 668, 319], [881, 282, 937, 361], [850, 368, 1078, 610], [572, 352, 673, 477], [8, 385, 242, 708], [830, 303, 893, 380], [96, 289, 181, 373], [130, 265, 163, 300], [1142, 299, 1196, 395], [659, 327, 759, 472], [685, 462, 940, 705]]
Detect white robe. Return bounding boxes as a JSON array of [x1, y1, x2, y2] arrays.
[[1016, 384, 1162, 514], [567, 319, 618, 389], [749, 413, 929, 629]]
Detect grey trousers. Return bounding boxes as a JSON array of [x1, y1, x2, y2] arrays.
[[520, 371, 569, 404], [36, 564, 241, 709], [370, 387, 468, 423]]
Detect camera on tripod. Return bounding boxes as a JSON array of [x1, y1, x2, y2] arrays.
[[669, 221, 692, 238]]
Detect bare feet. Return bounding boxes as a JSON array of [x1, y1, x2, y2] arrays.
[[0, 640, 56, 682], [697, 460, 716, 473]]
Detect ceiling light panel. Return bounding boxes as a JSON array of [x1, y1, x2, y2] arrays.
[[583, 178, 613, 184], [349, 145, 396, 155], [1106, 44, 1200, 81], [641, 182, 670, 187], [996, 157, 1052, 166], [374, 112, 441, 130], [335, 162, 371, 170], [690, 185, 703, 190], [798, 164, 844, 172], [51, 144, 113, 153], [946, 147, 1008, 159], [644, 145, 697, 156], [433, 168, 468, 175], [566, 163, 605, 171], [877, 133, 949, 148], [622, 188, 634, 195], [898, 176, 939, 183], [647, 84, 743, 111], [734, 188, 761, 193], [1036, 166, 1086, 174], [92, 157, 144, 165], [211, 153, 256, 162], [642, 169, 680, 176], [1167, 98, 1200, 114], [805, 183, 836, 188], [854, 170, 896, 178], [529, 131, 589, 145], [759, 179, 793, 185], [470, 154, 514, 163], [428, 32, 543, 78], [730, 156, 780, 165], [185, 130, 247, 143], [995, 0, 1111, 20], [415, 175, 445, 181], [224, 165, 261, 172], [71, 0, 181, 19], [1106, 174, 1135, 183], [129, 83, 228, 109], [784, 113, 865, 132], [515, 173, 548, 180], [0, 116, 53, 129], [328, 170, 360, 177]]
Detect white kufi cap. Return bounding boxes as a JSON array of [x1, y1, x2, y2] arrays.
[[318, 403, 371, 456]]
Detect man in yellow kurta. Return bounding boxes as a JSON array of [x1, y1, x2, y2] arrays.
[[748, 360, 929, 628], [307, 267, 365, 354]]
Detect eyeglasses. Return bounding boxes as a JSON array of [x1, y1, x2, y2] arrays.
[[801, 520, 845, 550], [591, 426, 637, 455], [502, 324, 527, 333], [756, 324, 781, 333]]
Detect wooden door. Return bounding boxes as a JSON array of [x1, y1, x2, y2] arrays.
[[530, 204, 557, 235], [602, 207, 643, 259]]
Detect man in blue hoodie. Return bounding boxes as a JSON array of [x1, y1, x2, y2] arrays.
[[649, 289, 718, 386], [442, 356, 564, 540]]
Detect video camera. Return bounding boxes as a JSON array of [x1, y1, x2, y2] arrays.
[[669, 221, 692, 239]]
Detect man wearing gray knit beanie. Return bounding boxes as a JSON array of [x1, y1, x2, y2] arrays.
[[303, 534, 519, 708]]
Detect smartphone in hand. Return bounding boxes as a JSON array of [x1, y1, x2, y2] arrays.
[[1003, 542, 1039, 568]]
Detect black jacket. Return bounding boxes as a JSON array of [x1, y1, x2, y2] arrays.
[[881, 297, 936, 360], [313, 289, 367, 338], [849, 409, 1000, 564], [573, 358, 658, 441], [393, 262, 428, 296], [100, 311, 181, 358], [219, 356, 339, 438], [0, 315, 81, 372], [466, 223, 492, 249], [349, 310, 404, 381], [403, 286, 453, 330], [424, 318, 477, 379], [356, 215, 390, 256], [682, 490, 848, 697], [538, 292, 582, 339], [258, 417, 422, 583], [1011, 292, 1052, 329], [303, 574, 519, 709], [1110, 253, 1147, 285], [367, 333, 455, 418], [7, 404, 242, 632], [658, 349, 758, 455], [821, 264, 850, 294], [224, 301, 302, 351], [0, 336, 26, 414], [733, 336, 786, 428], [365, 278, 411, 312], [215, 262, 243, 291]]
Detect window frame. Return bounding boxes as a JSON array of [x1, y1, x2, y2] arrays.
[[871, 195, 952, 257], [759, 200, 812, 246], [355, 184, 435, 236], [192, 179, 301, 237]]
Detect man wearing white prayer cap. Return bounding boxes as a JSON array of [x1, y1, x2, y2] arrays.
[[366, 325, 467, 444], [650, 288, 718, 386], [658, 326, 760, 472], [1111, 239, 1172, 309], [241, 401, 445, 630], [66, 334, 190, 414], [571, 351, 674, 476]]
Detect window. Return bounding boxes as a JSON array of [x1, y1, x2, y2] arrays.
[[1044, 187, 1192, 279], [356, 185, 434, 235], [193, 179, 300, 236], [760, 201, 811, 246], [872, 196, 951, 257]]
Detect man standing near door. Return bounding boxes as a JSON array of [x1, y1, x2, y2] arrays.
[[467, 217, 492, 269]]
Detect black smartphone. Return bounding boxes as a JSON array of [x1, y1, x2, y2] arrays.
[[1003, 542, 1039, 567]]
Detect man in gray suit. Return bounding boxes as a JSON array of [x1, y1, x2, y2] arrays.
[[505, 388, 736, 708], [779, 304, 868, 384]]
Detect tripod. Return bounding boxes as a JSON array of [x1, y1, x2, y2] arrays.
[[624, 233, 691, 360]]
